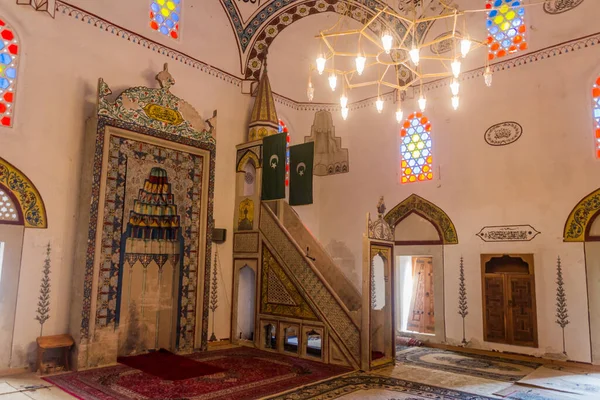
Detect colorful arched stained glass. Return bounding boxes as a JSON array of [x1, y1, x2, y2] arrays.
[[0, 19, 18, 127], [278, 119, 290, 187], [485, 0, 527, 60], [149, 0, 181, 39], [400, 112, 433, 184], [593, 77, 600, 158]]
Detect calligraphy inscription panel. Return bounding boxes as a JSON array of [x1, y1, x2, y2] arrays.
[[477, 225, 540, 242], [484, 121, 522, 146]]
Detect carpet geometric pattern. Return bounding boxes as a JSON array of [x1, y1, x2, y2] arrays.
[[396, 347, 542, 382], [44, 347, 352, 400], [267, 373, 499, 399]]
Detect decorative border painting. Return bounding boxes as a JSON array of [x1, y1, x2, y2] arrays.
[[384, 194, 458, 244], [564, 187, 600, 242]]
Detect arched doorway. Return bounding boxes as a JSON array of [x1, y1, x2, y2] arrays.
[[563, 188, 600, 364], [384, 194, 458, 344], [0, 157, 47, 368]]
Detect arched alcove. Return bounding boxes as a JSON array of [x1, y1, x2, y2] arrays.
[[237, 265, 256, 342], [0, 157, 47, 369], [386, 194, 456, 344]]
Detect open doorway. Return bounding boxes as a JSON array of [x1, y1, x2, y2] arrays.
[[397, 256, 435, 335]]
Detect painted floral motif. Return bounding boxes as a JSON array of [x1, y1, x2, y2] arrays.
[[0, 157, 47, 228], [564, 188, 600, 241]]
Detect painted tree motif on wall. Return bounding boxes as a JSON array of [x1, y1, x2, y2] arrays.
[[35, 243, 51, 336], [400, 112, 432, 184], [593, 76, 600, 158], [485, 0, 527, 60], [149, 0, 181, 39], [458, 257, 468, 345], [0, 18, 19, 127], [555, 256, 569, 355]]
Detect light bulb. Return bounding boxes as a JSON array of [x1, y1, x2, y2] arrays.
[[451, 59, 461, 78], [341, 107, 349, 120], [355, 54, 366, 75], [382, 32, 393, 54], [452, 96, 459, 110], [307, 80, 315, 102], [409, 46, 420, 66], [484, 66, 493, 87], [328, 73, 337, 91], [418, 95, 426, 112], [396, 109, 404, 123], [316, 54, 326, 75], [460, 38, 472, 58], [340, 93, 348, 109], [450, 79, 460, 96], [376, 97, 384, 113]]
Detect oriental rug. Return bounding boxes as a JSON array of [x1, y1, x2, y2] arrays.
[[116, 348, 225, 380], [267, 373, 499, 399], [494, 384, 582, 400], [396, 347, 541, 382], [43, 347, 352, 400], [516, 366, 600, 397]]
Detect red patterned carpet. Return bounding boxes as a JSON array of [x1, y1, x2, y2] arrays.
[[44, 347, 352, 400]]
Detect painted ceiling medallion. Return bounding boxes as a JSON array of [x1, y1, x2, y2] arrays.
[[430, 31, 461, 55], [484, 121, 523, 146], [476, 225, 540, 242], [543, 0, 584, 14]]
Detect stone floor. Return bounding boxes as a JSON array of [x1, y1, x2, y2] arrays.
[[0, 348, 594, 399]]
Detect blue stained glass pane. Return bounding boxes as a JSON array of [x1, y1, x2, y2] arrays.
[[518, 7, 525, 15], [408, 127, 415, 134], [403, 138, 411, 144], [502, 39, 511, 48], [166, 19, 175, 28], [422, 133, 429, 140], [594, 109, 600, 119], [495, 33, 505, 41], [0, 78, 9, 89], [404, 152, 411, 159], [5, 68, 16, 79], [159, 26, 169, 35], [426, 140, 432, 147], [286, 151, 290, 156], [507, 28, 516, 37], [0, 41, 4, 51], [409, 160, 416, 167], [412, 119, 419, 126], [173, 0, 181, 3], [490, 26, 499, 34], [0, 54, 11, 65], [417, 126, 423, 133], [422, 149, 430, 156], [171, 13, 180, 22], [486, 20, 492, 28], [401, 145, 407, 152], [156, 15, 165, 23], [414, 167, 421, 173], [151, 3, 160, 12], [489, 10, 497, 17], [513, 18, 522, 26], [512, 1, 520, 6], [494, 0, 502, 6]]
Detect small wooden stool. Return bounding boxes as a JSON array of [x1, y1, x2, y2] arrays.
[[36, 334, 74, 374]]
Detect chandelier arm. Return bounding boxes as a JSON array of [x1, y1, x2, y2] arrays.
[[317, 30, 361, 39], [332, 51, 379, 58], [360, 9, 384, 34], [347, 80, 383, 89], [361, 30, 385, 50], [420, 33, 458, 49]]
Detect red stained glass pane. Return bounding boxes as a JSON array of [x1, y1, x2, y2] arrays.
[[0, 20, 5, 27], [3, 92, 12, 102], [8, 44, 17, 55], [0, 103, 6, 113], [400, 114, 433, 184], [1, 30, 13, 41], [1, 116, 11, 126], [0, 17, 18, 127]]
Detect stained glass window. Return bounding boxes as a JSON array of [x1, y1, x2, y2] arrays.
[[149, 0, 181, 39], [400, 112, 432, 184], [279, 119, 291, 187], [485, 0, 527, 60], [0, 19, 18, 127], [593, 77, 600, 158]]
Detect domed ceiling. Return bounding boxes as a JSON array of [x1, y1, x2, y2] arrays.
[[218, 0, 597, 104]]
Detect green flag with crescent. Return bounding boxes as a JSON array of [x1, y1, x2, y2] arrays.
[[289, 142, 314, 206], [261, 133, 287, 201]]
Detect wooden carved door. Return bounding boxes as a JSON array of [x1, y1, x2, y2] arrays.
[[482, 254, 538, 347], [407, 257, 434, 334]]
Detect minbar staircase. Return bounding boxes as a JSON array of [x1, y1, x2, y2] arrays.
[[260, 201, 361, 367]]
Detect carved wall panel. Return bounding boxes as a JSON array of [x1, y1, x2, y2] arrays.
[[233, 232, 259, 253], [304, 111, 348, 176]]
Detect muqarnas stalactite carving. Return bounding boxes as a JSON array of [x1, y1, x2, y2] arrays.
[[458, 257, 468, 345], [555, 256, 570, 355], [304, 110, 348, 176], [35, 243, 51, 336]]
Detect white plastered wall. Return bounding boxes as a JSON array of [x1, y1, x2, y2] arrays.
[[0, 1, 248, 368], [283, 45, 600, 363]]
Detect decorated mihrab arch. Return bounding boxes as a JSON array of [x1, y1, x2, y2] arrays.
[[384, 194, 458, 245], [71, 64, 216, 369], [563, 187, 600, 242]]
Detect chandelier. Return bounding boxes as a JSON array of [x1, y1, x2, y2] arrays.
[[307, 0, 522, 121]]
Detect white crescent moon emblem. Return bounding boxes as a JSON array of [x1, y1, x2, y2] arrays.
[[296, 162, 307, 176], [269, 154, 279, 169]]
